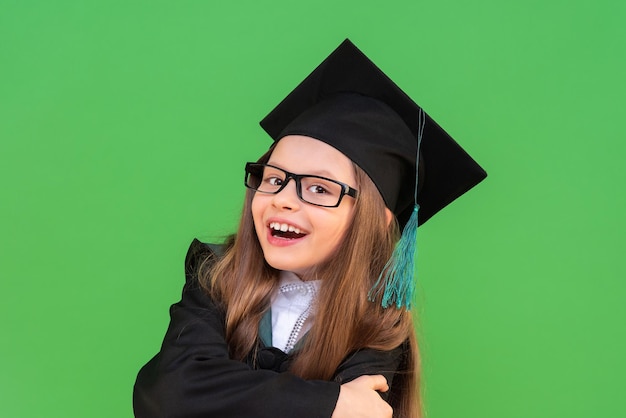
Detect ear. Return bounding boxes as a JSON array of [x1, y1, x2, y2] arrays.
[[385, 208, 394, 227]]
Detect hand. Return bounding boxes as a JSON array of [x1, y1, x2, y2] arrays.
[[331, 375, 392, 418]]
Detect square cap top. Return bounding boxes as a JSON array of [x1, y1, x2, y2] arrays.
[[260, 39, 487, 227]]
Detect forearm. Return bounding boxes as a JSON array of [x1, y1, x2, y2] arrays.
[[134, 275, 339, 418]]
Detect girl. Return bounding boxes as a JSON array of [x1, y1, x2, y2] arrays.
[[134, 39, 486, 418]]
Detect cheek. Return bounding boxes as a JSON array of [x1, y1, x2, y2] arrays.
[[339, 204, 356, 230], [251, 197, 263, 229], [251, 195, 276, 244], [325, 208, 355, 245]]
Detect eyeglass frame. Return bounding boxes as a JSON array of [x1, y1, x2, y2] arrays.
[[244, 162, 359, 208]]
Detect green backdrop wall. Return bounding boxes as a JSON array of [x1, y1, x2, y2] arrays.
[[1, 1, 624, 417]]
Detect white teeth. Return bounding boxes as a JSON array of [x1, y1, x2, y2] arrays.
[[269, 222, 302, 235]]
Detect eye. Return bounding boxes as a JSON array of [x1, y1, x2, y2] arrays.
[[264, 175, 283, 187], [307, 183, 332, 195]]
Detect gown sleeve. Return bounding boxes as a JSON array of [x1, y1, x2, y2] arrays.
[[133, 239, 406, 418], [333, 345, 405, 390]]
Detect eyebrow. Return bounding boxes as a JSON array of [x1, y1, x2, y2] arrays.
[[266, 162, 337, 179]]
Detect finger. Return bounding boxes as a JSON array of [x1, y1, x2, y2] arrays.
[[367, 375, 389, 392]]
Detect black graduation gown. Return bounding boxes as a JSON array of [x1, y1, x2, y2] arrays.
[[133, 239, 405, 418]]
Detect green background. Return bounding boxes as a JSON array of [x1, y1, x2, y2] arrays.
[[1, 1, 624, 417]]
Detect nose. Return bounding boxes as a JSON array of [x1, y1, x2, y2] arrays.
[[271, 178, 301, 210]]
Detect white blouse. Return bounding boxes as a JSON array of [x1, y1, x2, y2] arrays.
[[270, 271, 320, 353]]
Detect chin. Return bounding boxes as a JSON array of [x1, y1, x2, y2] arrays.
[[263, 253, 303, 273], [260, 248, 310, 275]]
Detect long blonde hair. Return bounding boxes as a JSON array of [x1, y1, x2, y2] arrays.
[[200, 151, 421, 417]]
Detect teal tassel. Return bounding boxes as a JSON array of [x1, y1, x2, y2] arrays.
[[368, 108, 425, 310], [368, 204, 419, 309]]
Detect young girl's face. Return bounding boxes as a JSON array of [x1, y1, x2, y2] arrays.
[[251, 135, 357, 280]]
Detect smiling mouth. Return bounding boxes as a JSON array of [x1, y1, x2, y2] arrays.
[[269, 222, 308, 239]]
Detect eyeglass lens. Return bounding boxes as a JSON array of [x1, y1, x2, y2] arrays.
[[246, 164, 346, 207]]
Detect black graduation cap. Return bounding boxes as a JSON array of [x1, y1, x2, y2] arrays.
[[260, 39, 487, 229], [258, 39, 487, 309]]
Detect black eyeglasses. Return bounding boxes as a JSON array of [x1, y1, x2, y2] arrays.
[[244, 163, 359, 208]]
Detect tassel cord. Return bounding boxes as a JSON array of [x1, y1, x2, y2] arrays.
[[368, 109, 425, 310]]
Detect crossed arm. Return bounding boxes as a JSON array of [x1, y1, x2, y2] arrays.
[[133, 241, 400, 418]]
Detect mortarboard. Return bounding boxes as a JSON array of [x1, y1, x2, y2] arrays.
[[259, 39, 487, 308]]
